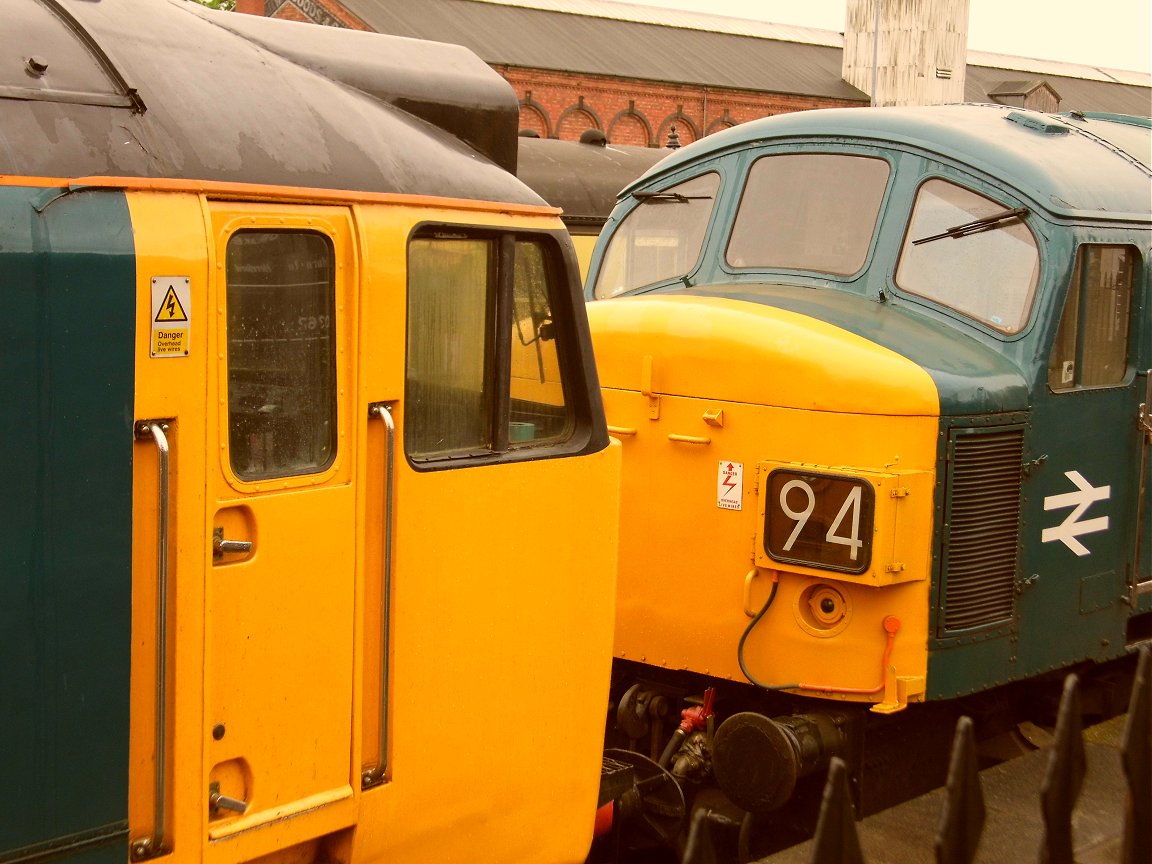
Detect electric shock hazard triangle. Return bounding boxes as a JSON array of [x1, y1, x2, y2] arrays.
[[150, 276, 191, 358], [155, 285, 188, 322]]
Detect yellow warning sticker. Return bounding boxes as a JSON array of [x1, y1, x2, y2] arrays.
[[154, 285, 188, 322], [150, 277, 191, 357]]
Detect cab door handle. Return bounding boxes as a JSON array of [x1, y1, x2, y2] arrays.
[[213, 527, 253, 560], [209, 783, 248, 815]]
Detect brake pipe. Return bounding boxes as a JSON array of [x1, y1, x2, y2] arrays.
[[658, 686, 716, 767]]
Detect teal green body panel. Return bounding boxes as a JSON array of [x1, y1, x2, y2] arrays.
[[923, 630, 1019, 698], [0, 187, 135, 862], [1011, 227, 1148, 678]]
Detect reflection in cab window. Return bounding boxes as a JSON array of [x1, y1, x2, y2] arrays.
[[406, 233, 573, 462], [226, 231, 337, 481], [726, 153, 889, 275], [594, 173, 719, 299], [897, 180, 1039, 334], [510, 241, 571, 443], [1048, 246, 1136, 391]]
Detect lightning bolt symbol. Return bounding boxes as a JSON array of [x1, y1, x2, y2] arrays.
[[722, 464, 737, 496], [165, 293, 177, 318]]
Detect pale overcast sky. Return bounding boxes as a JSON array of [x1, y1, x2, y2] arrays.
[[606, 0, 1152, 73]]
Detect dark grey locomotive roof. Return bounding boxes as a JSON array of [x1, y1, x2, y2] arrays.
[[1, 0, 543, 205], [517, 136, 668, 227]]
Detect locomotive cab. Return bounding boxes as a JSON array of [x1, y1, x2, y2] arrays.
[[583, 104, 1151, 853], [1, 3, 620, 864]]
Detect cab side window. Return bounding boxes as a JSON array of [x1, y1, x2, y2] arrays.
[[405, 230, 574, 462], [1048, 245, 1136, 391], [226, 230, 337, 480]]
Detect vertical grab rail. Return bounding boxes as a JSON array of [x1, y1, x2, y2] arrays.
[[132, 420, 171, 859], [363, 403, 395, 789]]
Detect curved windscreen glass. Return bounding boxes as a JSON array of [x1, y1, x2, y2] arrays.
[[593, 173, 719, 298], [897, 179, 1039, 334], [726, 153, 889, 275]]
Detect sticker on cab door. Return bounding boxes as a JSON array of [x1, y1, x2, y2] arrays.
[[717, 461, 743, 511], [150, 276, 190, 357]]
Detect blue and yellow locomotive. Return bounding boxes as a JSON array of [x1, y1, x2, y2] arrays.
[[584, 104, 1151, 852]]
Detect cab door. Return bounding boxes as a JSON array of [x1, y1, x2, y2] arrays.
[[1029, 242, 1143, 664], [203, 205, 357, 848], [1136, 366, 1151, 602]]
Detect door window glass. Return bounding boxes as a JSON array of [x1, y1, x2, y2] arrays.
[[1048, 245, 1136, 390], [897, 180, 1039, 334], [225, 231, 337, 480], [406, 232, 573, 462], [594, 172, 719, 298], [510, 240, 572, 443], [405, 236, 494, 456], [726, 153, 889, 275]]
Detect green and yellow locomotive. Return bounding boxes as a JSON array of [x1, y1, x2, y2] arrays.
[[585, 104, 1151, 850], [1, 2, 619, 864]]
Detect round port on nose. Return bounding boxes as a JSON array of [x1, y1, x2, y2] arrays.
[[795, 583, 851, 636]]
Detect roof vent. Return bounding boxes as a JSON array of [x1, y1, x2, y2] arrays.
[[1006, 111, 1072, 135], [579, 128, 607, 146]]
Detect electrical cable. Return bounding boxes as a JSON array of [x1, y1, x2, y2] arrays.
[[737, 574, 900, 695], [736, 575, 800, 691]]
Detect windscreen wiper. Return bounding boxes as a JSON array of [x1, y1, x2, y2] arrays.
[[632, 191, 713, 203], [912, 206, 1029, 245]]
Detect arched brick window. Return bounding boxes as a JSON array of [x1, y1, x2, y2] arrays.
[[519, 91, 553, 139], [706, 109, 738, 136], [658, 108, 699, 148], [557, 97, 603, 141], [608, 102, 654, 147]]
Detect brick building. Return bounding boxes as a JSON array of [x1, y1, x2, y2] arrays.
[[235, 0, 1151, 149]]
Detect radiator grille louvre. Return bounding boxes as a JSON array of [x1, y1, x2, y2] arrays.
[[941, 428, 1023, 632]]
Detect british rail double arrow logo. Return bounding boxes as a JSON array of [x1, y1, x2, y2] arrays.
[[1041, 470, 1110, 557]]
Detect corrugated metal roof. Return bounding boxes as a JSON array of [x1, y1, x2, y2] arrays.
[[337, 0, 1151, 114], [965, 49, 1149, 88], [489, 2, 1150, 86], [966, 65, 1149, 115], [474, 0, 843, 47], [339, 0, 867, 100]]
